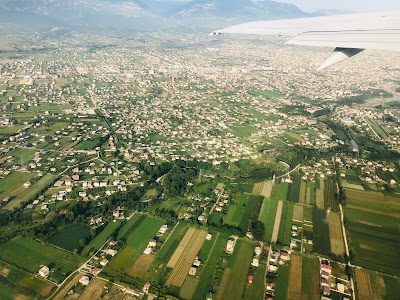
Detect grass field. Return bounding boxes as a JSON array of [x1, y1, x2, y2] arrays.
[[224, 194, 249, 227], [231, 125, 258, 138], [258, 198, 278, 242], [180, 276, 200, 300], [49, 224, 91, 252], [300, 256, 320, 300], [165, 229, 207, 287], [0, 260, 55, 298], [277, 201, 294, 245], [0, 171, 36, 199], [243, 265, 265, 300], [328, 212, 345, 255], [287, 255, 302, 299], [0, 125, 26, 135], [82, 220, 123, 256], [216, 239, 255, 300], [0, 236, 83, 277], [192, 233, 227, 300], [9, 148, 37, 164], [105, 215, 164, 279], [313, 209, 331, 255], [344, 189, 400, 275], [3, 173, 57, 210], [274, 262, 290, 300]]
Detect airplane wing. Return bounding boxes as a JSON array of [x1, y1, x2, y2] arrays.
[[211, 12, 400, 70]]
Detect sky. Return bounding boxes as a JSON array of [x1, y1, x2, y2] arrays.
[[278, 0, 400, 12]]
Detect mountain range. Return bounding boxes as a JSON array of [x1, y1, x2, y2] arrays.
[[0, 0, 347, 30]]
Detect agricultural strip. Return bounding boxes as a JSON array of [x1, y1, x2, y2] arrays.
[[293, 205, 303, 222], [355, 268, 373, 300], [104, 215, 164, 279], [328, 212, 345, 255], [53, 273, 82, 300], [0, 236, 83, 276], [299, 180, 307, 203], [243, 265, 265, 300], [301, 256, 320, 300], [167, 227, 196, 269], [287, 255, 302, 300], [82, 220, 123, 256], [258, 198, 278, 242], [277, 201, 294, 245], [271, 200, 283, 243], [0, 171, 36, 200], [129, 254, 154, 278], [216, 239, 255, 300], [3, 173, 58, 210], [77, 278, 106, 300], [165, 229, 208, 287], [192, 234, 227, 300]]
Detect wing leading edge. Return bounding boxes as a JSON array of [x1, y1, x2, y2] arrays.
[[212, 12, 400, 70]]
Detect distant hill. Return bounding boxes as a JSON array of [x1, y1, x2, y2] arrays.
[[0, 0, 313, 30]]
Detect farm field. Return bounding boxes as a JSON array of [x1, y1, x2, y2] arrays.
[[0, 171, 36, 200], [243, 265, 265, 300], [143, 223, 189, 284], [215, 239, 255, 300], [224, 193, 250, 227], [327, 212, 345, 255], [300, 256, 320, 300], [258, 198, 278, 242], [3, 173, 57, 210], [312, 209, 331, 255], [8, 148, 37, 164], [0, 236, 83, 280], [0, 260, 55, 299], [355, 268, 400, 300], [53, 273, 82, 300], [165, 228, 208, 287], [192, 233, 228, 300], [287, 255, 302, 299], [0, 124, 26, 135], [49, 224, 91, 252], [274, 262, 290, 300], [101, 214, 164, 280], [344, 189, 400, 275], [78, 278, 106, 300], [82, 220, 123, 256], [277, 201, 294, 245]]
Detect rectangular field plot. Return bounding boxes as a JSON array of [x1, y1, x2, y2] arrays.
[[82, 220, 123, 256], [224, 194, 250, 227], [165, 229, 208, 287], [103, 214, 164, 280], [345, 208, 400, 275], [3, 173, 58, 210], [0, 260, 55, 299], [277, 201, 294, 245], [243, 264, 265, 300], [258, 198, 278, 242], [0, 171, 36, 200], [344, 189, 400, 275], [327, 212, 345, 255], [215, 239, 255, 300], [0, 236, 83, 280], [192, 233, 228, 300], [355, 268, 400, 300], [49, 224, 91, 252]]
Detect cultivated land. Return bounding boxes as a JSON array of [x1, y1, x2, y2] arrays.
[[0, 236, 83, 277], [328, 212, 345, 255], [344, 189, 400, 275], [258, 198, 278, 242], [165, 229, 207, 287], [271, 200, 283, 243], [287, 255, 302, 300], [103, 215, 164, 280], [78, 278, 106, 300], [216, 239, 255, 300]]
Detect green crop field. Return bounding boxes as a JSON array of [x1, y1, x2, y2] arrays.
[[144, 223, 188, 284], [180, 276, 199, 299], [0, 171, 36, 199], [277, 201, 294, 245], [216, 239, 255, 300], [312, 209, 331, 255], [258, 198, 278, 242], [224, 194, 249, 227], [288, 174, 301, 202], [76, 138, 102, 150], [248, 90, 282, 98], [192, 234, 227, 300], [0, 125, 26, 136], [49, 224, 91, 252], [243, 265, 265, 300], [0, 236, 83, 277], [231, 125, 258, 138], [3, 173, 57, 210], [274, 262, 290, 300], [300, 256, 320, 300], [82, 220, 123, 256], [8, 148, 37, 164], [0, 260, 55, 298], [278, 183, 290, 201], [104, 215, 164, 279]]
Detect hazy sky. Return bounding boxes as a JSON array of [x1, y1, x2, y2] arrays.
[[279, 0, 400, 12]]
